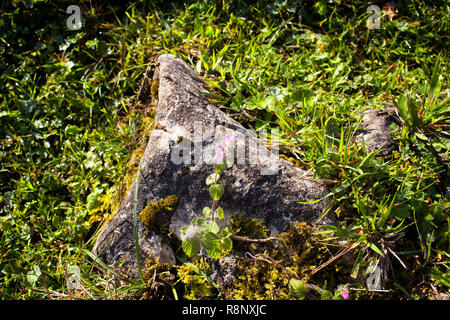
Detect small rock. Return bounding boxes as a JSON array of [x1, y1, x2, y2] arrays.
[[356, 104, 400, 156], [210, 255, 237, 290]]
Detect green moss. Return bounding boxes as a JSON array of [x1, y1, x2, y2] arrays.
[[230, 214, 269, 239], [227, 258, 291, 300], [279, 223, 353, 290], [224, 215, 288, 299], [142, 255, 176, 300], [150, 79, 159, 99], [279, 154, 309, 170], [143, 256, 172, 281], [176, 257, 216, 300], [139, 194, 180, 234], [226, 218, 354, 299]]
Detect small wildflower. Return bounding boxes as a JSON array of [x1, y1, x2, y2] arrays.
[[339, 284, 350, 300], [222, 134, 237, 150], [215, 134, 237, 166], [213, 150, 225, 165], [341, 289, 349, 300], [217, 134, 237, 152]]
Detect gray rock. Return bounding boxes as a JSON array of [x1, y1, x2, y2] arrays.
[[92, 54, 333, 279], [356, 104, 400, 156]]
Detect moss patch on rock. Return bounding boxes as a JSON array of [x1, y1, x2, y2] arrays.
[[139, 194, 180, 235], [224, 216, 354, 299], [176, 257, 216, 300], [142, 255, 177, 300]]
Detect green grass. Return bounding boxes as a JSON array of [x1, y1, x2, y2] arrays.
[[0, 0, 448, 299]]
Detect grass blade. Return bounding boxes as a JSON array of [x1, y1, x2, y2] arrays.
[[84, 249, 139, 285], [133, 163, 146, 285]]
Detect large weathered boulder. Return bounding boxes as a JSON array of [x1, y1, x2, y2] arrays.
[[92, 54, 333, 279]]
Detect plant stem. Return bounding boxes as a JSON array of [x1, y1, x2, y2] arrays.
[[230, 235, 282, 243], [310, 241, 360, 276], [211, 199, 217, 222], [210, 171, 219, 222], [246, 252, 299, 280]]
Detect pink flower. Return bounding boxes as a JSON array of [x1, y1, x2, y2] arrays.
[[223, 134, 237, 147], [214, 134, 237, 167], [213, 150, 225, 165], [341, 288, 349, 300], [218, 134, 237, 152]]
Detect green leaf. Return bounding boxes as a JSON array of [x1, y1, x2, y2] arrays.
[[192, 217, 207, 231], [366, 242, 385, 257], [221, 237, 233, 251], [203, 207, 211, 218], [202, 232, 221, 259], [415, 132, 428, 141], [397, 95, 411, 127], [397, 95, 419, 132], [213, 163, 226, 173], [207, 221, 220, 234], [65, 125, 82, 135], [284, 87, 313, 106], [245, 94, 277, 111], [391, 204, 411, 220], [209, 184, 224, 201], [427, 60, 440, 105], [288, 279, 308, 299], [218, 227, 230, 238], [430, 266, 450, 288], [216, 207, 224, 220], [376, 193, 397, 229], [409, 100, 419, 129], [182, 239, 201, 258], [26, 265, 41, 285], [320, 290, 333, 300], [206, 173, 219, 186]]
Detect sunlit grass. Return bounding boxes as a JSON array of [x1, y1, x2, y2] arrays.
[[0, 0, 448, 299]]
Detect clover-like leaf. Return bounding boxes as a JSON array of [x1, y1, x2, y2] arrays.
[[209, 184, 224, 201], [203, 207, 211, 218], [191, 217, 207, 232], [218, 227, 230, 238], [221, 237, 233, 251], [206, 173, 219, 186], [216, 207, 224, 219], [201, 232, 221, 259], [207, 221, 220, 234], [182, 239, 201, 258], [213, 163, 226, 173]]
